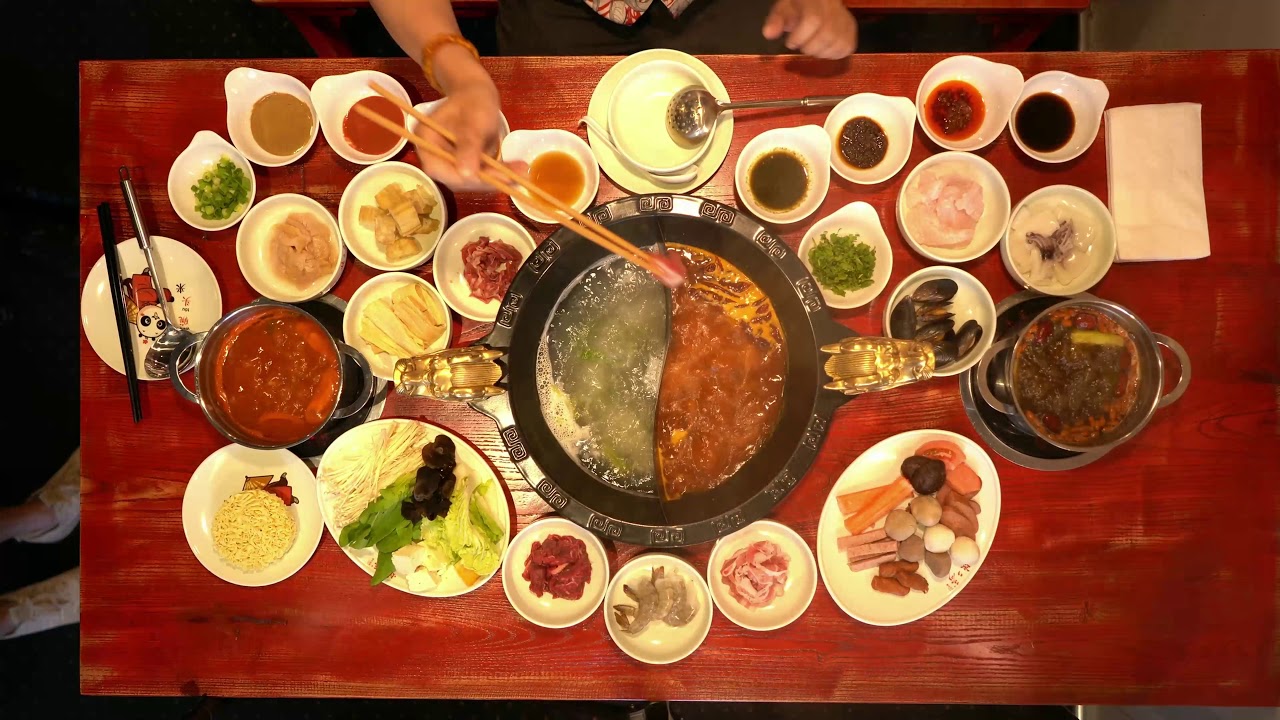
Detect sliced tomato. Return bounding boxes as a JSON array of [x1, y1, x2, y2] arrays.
[[914, 440, 966, 471], [946, 462, 983, 498]]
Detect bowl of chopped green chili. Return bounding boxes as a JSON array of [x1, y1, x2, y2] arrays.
[[797, 201, 893, 309]]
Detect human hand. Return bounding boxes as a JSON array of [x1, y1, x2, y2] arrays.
[[762, 0, 858, 59], [413, 80, 503, 192]]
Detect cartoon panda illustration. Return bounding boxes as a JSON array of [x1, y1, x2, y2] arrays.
[[122, 270, 176, 340]]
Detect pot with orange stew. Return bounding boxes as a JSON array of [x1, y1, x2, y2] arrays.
[[169, 300, 374, 449]]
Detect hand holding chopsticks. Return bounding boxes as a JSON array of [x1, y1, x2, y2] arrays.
[[353, 83, 687, 288]]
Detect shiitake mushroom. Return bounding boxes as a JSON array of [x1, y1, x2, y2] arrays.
[[900, 455, 946, 494]]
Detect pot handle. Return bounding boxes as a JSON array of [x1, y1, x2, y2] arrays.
[[167, 331, 205, 404], [394, 345, 507, 401], [1154, 333, 1192, 410], [332, 341, 375, 420], [975, 336, 1017, 416]]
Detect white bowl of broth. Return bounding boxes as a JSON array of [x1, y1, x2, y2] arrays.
[[500, 129, 600, 224], [823, 93, 916, 185], [224, 67, 318, 167], [734, 125, 831, 225], [1010, 71, 1110, 163]]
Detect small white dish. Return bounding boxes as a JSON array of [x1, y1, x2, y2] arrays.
[[343, 272, 452, 381], [817, 429, 1001, 626], [433, 213, 536, 322], [182, 444, 324, 587], [882, 266, 996, 378], [797, 201, 893, 310], [734, 124, 831, 225], [315, 418, 512, 598], [167, 131, 256, 231], [236, 193, 346, 303], [823, 93, 916, 185], [81, 235, 223, 380], [338, 161, 447, 271], [603, 553, 712, 665], [1002, 184, 1116, 296], [706, 520, 816, 632], [408, 99, 510, 192], [916, 55, 1024, 152], [585, 49, 733, 195], [608, 59, 707, 174], [224, 67, 319, 167], [896, 150, 1010, 264], [311, 70, 410, 165], [501, 517, 609, 629], [1009, 71, 1110, 163], [499, 129, 601, 224]]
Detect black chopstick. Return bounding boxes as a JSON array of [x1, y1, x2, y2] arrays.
[[97, 202, 142, 423]]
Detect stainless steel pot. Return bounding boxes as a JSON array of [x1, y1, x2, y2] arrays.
[[976, 297, 1190, 453], [169, 299, 373, 449]]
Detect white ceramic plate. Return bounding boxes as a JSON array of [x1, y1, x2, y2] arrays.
[[337, 161, 447, 272], [817, 430, 1001, 626], [315, 418, 511, 598], [882, 266, 996, 378], [224, 67, 319, 167], [235, 193, 346, 302], [896, 150, 1010, 264], [81, 235, 223, 380], [342, 272, 452, 381], [823, 93, 916, 185], [1002, 184, 1116, 296], [915, 55, 1023, 152], [182, 444, 324, 587], [797, 201, 893, 310], [585, 49, 733, 195], [501, 517, 609, 629], [167, 131, 257, 231], [603, 553, 712, 665], [500, 129, 600, 224], [433, 213, 536, 322], [311, 70, 410, 165], [734, 125, 831, 226], [1009, 71, 1109, 163], [706, 521, 816, 632]]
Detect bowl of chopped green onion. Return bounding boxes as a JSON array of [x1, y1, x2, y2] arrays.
[[168, 130, 257, 231], [797, 201, 893, 310]]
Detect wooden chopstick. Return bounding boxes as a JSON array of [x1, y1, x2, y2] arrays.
[[354, 85, 667, 277]]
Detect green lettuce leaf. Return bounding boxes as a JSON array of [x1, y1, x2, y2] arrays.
[[444, 478, 504, 577]]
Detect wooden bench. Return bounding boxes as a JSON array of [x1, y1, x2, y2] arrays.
[[253, 0, 1090, 57]]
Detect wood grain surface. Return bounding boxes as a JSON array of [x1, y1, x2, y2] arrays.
[[78, 52, 1280, 703]]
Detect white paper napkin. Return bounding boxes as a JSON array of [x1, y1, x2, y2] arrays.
[[1105, 103, 1211, 261]]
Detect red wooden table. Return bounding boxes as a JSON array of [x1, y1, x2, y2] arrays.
[[79, 52, 1280, 703]]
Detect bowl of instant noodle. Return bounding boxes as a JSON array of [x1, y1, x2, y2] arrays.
[[182, 444, 324, 586]]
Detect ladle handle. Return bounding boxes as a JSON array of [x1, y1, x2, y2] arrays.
[[167, 331, 205, 404], [332, 342, 375, 420], [975, 337, 1017, 416], [719, 95, 846, 111], [119, 167, 174, 323], [1154, 334, 1191, 409]]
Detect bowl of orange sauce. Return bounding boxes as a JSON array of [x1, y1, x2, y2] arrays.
[[170, 301, 374, 449]]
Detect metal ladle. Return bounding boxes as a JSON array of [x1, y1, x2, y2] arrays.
[[666, 85, 846, 145], [119, 166, 197, 379]]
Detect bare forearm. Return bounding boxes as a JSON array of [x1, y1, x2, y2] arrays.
[[370, 0, 494, 96]]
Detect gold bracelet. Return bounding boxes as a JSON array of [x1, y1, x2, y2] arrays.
[[421, 34, 479, 93]]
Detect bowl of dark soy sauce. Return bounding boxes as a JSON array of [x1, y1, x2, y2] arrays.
[[1010, 71, 1110, 163]]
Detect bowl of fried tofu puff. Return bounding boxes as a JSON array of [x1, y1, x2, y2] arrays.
[[339, 162, 447, 271]]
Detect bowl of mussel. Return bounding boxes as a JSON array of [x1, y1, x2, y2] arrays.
[[883, 267, 995, 378]]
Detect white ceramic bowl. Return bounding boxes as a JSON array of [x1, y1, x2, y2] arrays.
[[337, 161, 447, 271], [603, 553, 712, 664], [706, 521, 816, 632], [607, 59, 707, 174], [823, 93, 916, 185], [881, 265, 996, 378], [311, 70, 410, 165], [342, 272, 452, 381], [407, 99, 511, 192], [167, 130, 256, 231], [915, 55, 1024, 152], [433, 213, 536, 322], [735, 125, 831, 225], [797, 201, 893, 309], [499, 129, 601, 224], [1009, 71, 1110, 163], [896, 151, 1011, 264], [235, 193, 345, 303], [224, 67, 319, 167], [1002, 184, 1116, 295], [501, 517, 609, 629]]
